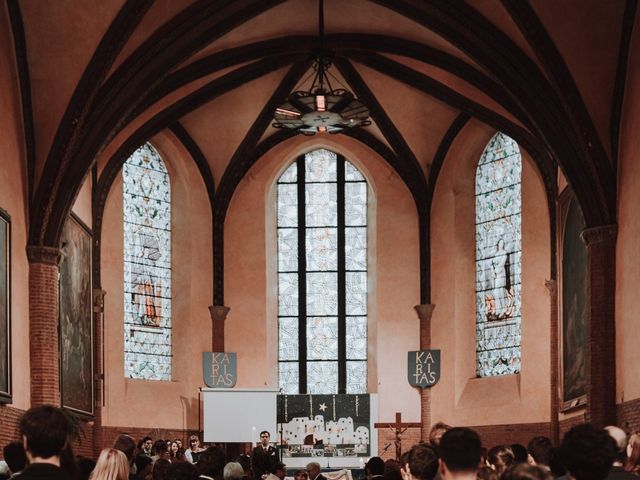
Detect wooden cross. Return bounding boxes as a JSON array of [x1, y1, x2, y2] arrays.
[[374, 412, 421, 462]]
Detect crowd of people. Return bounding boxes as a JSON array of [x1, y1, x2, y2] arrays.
[[1, 406, 640, 480]]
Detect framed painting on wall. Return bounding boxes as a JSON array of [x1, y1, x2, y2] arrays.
[[559, 193, 588, 410], [59, 214, 94, 416], [0, 209, 11, 403]]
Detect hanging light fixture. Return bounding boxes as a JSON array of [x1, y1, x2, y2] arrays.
[[272, 0, 371, 135]]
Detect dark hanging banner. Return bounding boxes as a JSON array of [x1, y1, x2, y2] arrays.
[[407, 350, 440, 388], [202, 352, 237, 388], [277, 394, 371, 457]]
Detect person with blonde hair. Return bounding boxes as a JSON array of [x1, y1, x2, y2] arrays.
[[90, 448, 128, 480]]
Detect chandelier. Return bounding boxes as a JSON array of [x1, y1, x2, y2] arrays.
[[272, 0, 371, 135]]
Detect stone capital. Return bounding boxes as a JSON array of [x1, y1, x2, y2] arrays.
[[209, 305, 231, 323], [26, 245, 62, 265], [580, 224, 618, 246], [93, 289, 107, 313], [414, 304, 436, 322], [544, 279, 557, 296]]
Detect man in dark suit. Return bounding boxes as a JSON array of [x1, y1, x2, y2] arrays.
[[251, 431, 279, 480]]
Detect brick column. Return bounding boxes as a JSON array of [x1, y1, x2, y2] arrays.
[[581, 225, 617, 428], [545, 279, 560, 444], [93, 288, 106, 455], [26, 245, 63, 407], [414, 304, 435, 441], [209, 305, 230, 352]]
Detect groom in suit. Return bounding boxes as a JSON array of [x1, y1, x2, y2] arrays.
[[251, 431, 280, 480]]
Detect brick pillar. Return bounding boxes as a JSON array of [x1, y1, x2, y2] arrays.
[[93, 288, 106, 455], [581, 225, 617, 428], [26, 245, 63, 407], [209, 305, 230, 352], [545, 279, 560, 444], [414, 304, 435, 441]]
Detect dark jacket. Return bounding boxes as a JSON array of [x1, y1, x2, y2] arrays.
[[250, 446, 279, 480], [15, 463, 71, 480]]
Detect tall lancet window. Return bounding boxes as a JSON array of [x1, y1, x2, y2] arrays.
[[277, 149, 368, 394], [123, 143, 172, 380], [475, 133, 522, 377]]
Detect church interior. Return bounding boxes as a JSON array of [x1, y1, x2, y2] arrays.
[[0, 0, 639, 460]]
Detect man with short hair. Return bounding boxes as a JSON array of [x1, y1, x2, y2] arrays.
[[17, 405, 73, 480], [560, 424, 616, 480], [604, 426, 636, 480], [306, 462, 326, 480], [405, 444, 439, 480], [438, 427, 482, 480], [527, 436, 553, 470], [114, 434, 137, 478], [251, 432, 279, 480], [366, 457, 385, 480], [265, 462, 287, 480], [141, 437, 153, 457], [3, 441, 27, 479]]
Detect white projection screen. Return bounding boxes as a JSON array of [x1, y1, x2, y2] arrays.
[[202, 388, 278, 443]]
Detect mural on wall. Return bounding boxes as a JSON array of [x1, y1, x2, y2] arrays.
[[59, 215, 93, 415], [562, 198, 588, 405], [277, 394, 370, 458], [0, 209, 10, 401]]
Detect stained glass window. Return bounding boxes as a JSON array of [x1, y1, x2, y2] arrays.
[[475, 133, 522, 377], [123, 143, 172, 381], [278, 149, 367, 394]]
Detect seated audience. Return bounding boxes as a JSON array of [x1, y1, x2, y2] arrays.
[[559, 424, 616, 480], [3, 441, 27, 479], [225, 462, 245, 480], [405, 443, 439, 480], [604, 426, 636, 480], [438, 427, 482, 480], [487, 445, 514, 475], [90, 448, 129, 480], [501, 464, 553, 480], [18, 405, 74, 480]]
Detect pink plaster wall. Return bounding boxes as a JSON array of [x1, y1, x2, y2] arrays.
[[224, 134, 421, 423], [430, 120, 551, 427], [615, 24, 640, 404], [0, 6, 31, 410], [101, 131, 212, 430]]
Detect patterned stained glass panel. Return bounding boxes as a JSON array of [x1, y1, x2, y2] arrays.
[[278, 184, 298, 227], [345, 161, 365, 181], [278, 229, 298, 272], [307, 317, 338, 360], [280, 162, 297, 183], [475, 133, 522, 378], [279, 362, 299, 394], [345, 183, 367, 226], [306, 183, 337, 227], [346, 361, 367, 394], [346, 316, 367, 359], [345, 227, 367, 270], [123, 143, 172, 381], [279, 273, 299, 316], [307, 361, 338, 394], [346, 272, 367, 315], [279, 317, 299, 361], [305, 149, 337, 182], [307, 272, 338, 315], [306, 228, 337, 271]]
